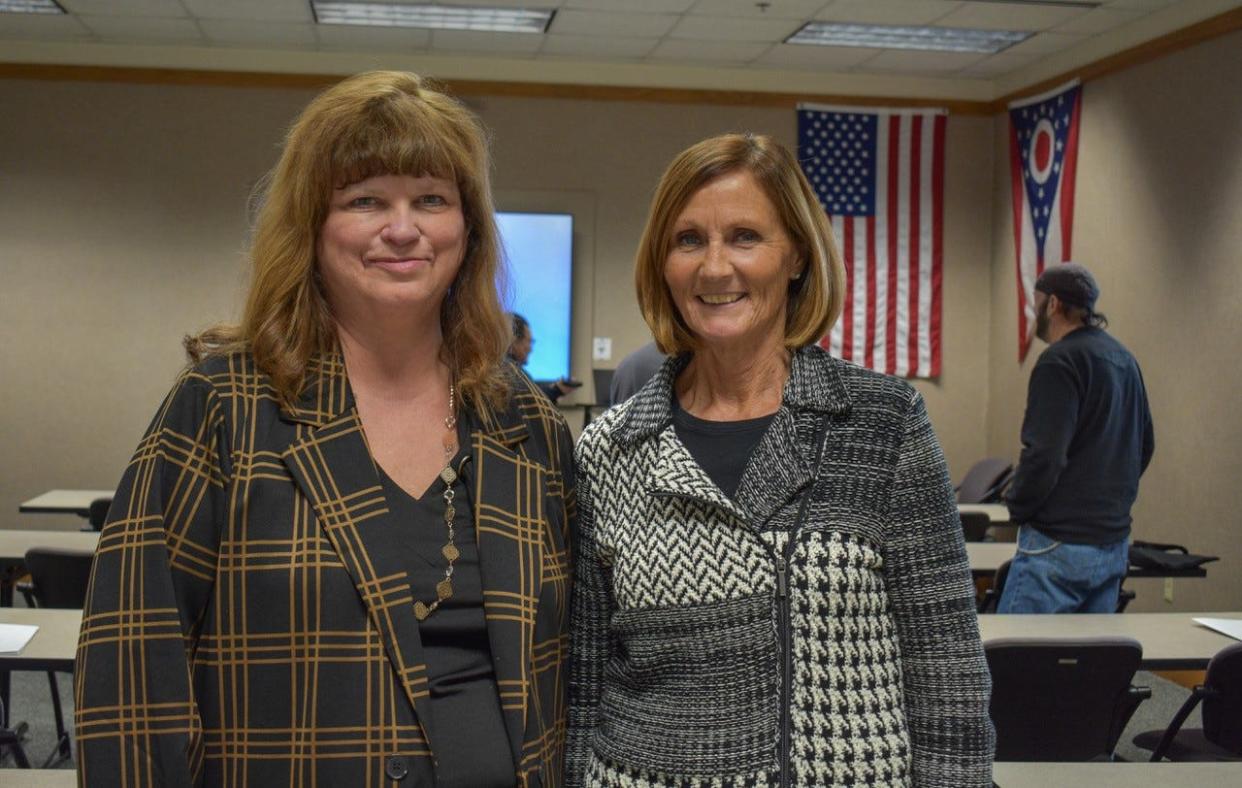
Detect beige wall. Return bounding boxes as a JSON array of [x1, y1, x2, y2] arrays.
[[1, 79, 995, 532], [986, 29, 1242, 611]]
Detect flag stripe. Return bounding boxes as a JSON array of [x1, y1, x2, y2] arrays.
[[930, 114, 945, 377], [884, 116, 899, 376]]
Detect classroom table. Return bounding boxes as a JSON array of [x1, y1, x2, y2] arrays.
[[18, 489, 114, 518], [967, 541, 1210, 581], [958, 503, 1011, 524], [0, 770, 77, 787], [0, 607, 81, 732], [992, 761, 1242, 787], [979, 612, 1242, 670], [0, 531, 100, 608]]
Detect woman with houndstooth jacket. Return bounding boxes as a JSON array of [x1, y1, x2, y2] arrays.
[[565, 133, 993, 787]]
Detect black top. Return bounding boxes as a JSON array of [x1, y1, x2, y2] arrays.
[[672, 400, 776, 499], [378, 452, 515, 788], [1006, 326, 1155, 544]]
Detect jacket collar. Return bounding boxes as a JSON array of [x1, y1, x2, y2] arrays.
[[621, 345, 851, 530], [614, 344, 852, 447], [280, 353, 531, 764]]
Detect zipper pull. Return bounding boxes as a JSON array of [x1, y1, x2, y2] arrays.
[[775, 558, 788, 600]]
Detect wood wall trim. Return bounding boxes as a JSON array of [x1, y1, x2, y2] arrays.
[[991, 6, 1242, 111], [0, 61, 994, 114], [3, 6, 1240, 116]]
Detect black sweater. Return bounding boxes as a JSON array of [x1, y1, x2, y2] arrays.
[[1006, 326, 1154, 544]]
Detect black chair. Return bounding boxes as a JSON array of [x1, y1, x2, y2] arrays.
[[0, 698, 31, 768], [986, 636, 1151, 761], [17, 547, 94, 766], [960, 511, 991, 542], [955, 458, 1014, 504], [1133, 642, 1242, 762], [87, 497, 112, 531], [977, 559, 1012, 614]]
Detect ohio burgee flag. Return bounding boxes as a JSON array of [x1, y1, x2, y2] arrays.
[[1009, 80, 1082, 361]]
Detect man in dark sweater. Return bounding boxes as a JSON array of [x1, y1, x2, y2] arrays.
[[999, 263, 1155, 613]]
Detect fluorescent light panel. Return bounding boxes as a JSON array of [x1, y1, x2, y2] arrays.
[[312, 2, 554, 34], [0, 0, 63, 13], [962, 1, 1100, 7], [787, 22, 1031, 54]]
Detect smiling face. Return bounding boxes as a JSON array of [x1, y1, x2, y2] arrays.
[[316, 172, 467, 329], [663, 170, 802, 353]]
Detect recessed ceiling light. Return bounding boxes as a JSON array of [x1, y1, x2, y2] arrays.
[[787, 22, 1031, 54], [312, 2, 555, 34], [0, 0, 64, 14]]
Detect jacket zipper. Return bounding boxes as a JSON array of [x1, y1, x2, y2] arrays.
[[775, 415, 829, 788]]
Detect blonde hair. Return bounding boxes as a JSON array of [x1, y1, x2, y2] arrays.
[[187, 70, 510, 412], [634, 133, 844, 355]]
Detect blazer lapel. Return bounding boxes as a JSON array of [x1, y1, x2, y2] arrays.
[[647, 425, 751, 524], [279, 353, 439, 751], [734, 407, 814, 530], [469, 404, 535, 768]]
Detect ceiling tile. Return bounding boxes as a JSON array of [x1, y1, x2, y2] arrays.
[[200, 19, 317, 48], [181, 0, 313, 23], [935, 1, 1089, 31], [565, 0, 696, 11], [955, 50, 1040, 77], [315, 23, 431, 50], [646, 37, 771, 64], [857, 48, 988, 73], [430, 29, 544, 54], [688, 0, 830, 20], [57, 0, 187, 16], [1002, 30, 1087, 56], [540, 33, 659, 58], [753, 42, 881, 69], [670, 15, 802, 42], [551, 9, 680, 37], [76, 14, 204, 43], [0, 12, 90, 38], [815, 0, 963, 26], [1053, 7, 1144, 35]]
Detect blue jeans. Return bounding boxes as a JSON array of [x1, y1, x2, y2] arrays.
[[997, 526, 1130, 614]]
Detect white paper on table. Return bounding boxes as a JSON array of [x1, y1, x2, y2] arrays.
[[0, 623, 39, 654], [1193, 617, 1242, 641]]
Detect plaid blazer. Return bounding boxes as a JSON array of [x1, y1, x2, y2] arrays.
[[75, 351, 576, 787]]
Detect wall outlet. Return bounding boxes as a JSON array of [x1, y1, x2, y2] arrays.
[[1164, 577, 1174, 604], [593, 337, 612, 361]]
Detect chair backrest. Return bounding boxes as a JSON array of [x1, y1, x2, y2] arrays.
[[1203, 642, 1242, 754], [960, 511, 991, 542], [986, 636, 1145, 761], [977, 559, 1012, 614], [956, 458, 1014, 504], [88, 497, 113, 531], [23, 548, 95, 609]]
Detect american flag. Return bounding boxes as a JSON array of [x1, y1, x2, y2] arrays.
[[798, 104, 945, 379], [1009, 81, 1081, 361]]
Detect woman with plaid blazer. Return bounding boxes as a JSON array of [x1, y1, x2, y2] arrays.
[[75, 72, 575, 787]]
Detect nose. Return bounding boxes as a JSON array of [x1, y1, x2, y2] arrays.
[[701, 237, 731, 277], [381, 206, 421, 246]]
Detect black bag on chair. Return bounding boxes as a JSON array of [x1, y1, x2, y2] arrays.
[[1128, 541, 1218, 572]]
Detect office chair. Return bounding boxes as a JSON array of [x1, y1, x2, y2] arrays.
[[955, 458, 1014, 504], [17, 547, 94, 767], [0, 698, 31, 768], [87, 496, 112, 531], [1133, 642, 1242, 761], [986, 636, 1151, 761], [977, 559, 1012, 614], [960, 511, 992, 542]]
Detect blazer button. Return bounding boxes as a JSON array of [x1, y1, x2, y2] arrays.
[[385, 755, 409, 781]]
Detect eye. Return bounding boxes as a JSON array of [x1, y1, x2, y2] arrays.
[[345, 195, 379, 209], [674, 230, 703, 248], [418, 193, 448, 207], [733, 228, 761, 244]]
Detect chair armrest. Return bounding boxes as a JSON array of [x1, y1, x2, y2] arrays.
[[1147, 686, 1215, 761]]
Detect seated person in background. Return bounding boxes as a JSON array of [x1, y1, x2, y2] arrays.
[[1000, 262, 1155, 614], [508, 311, 579, 401], [608, 340, 665, 405]]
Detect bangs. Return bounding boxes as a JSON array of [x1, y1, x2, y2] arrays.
[[326, 100, 462, 190]]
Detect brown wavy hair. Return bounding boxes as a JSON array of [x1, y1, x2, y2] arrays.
[[634, 133, 844, 355], [186, 70, 511, 413]]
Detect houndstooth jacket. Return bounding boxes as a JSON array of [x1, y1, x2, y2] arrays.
[[75, 351, 575, 787], [565, 345, 993, 787]]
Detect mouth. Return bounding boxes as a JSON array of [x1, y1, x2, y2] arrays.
[[698, 293, 745, 306], [368, 257, 430, 272]]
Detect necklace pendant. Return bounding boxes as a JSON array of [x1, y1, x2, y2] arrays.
[[440, 466, 457, 485], [441, 543, 460, 562], [414, 601, 430, 621], [435, 578, 453, 601]]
